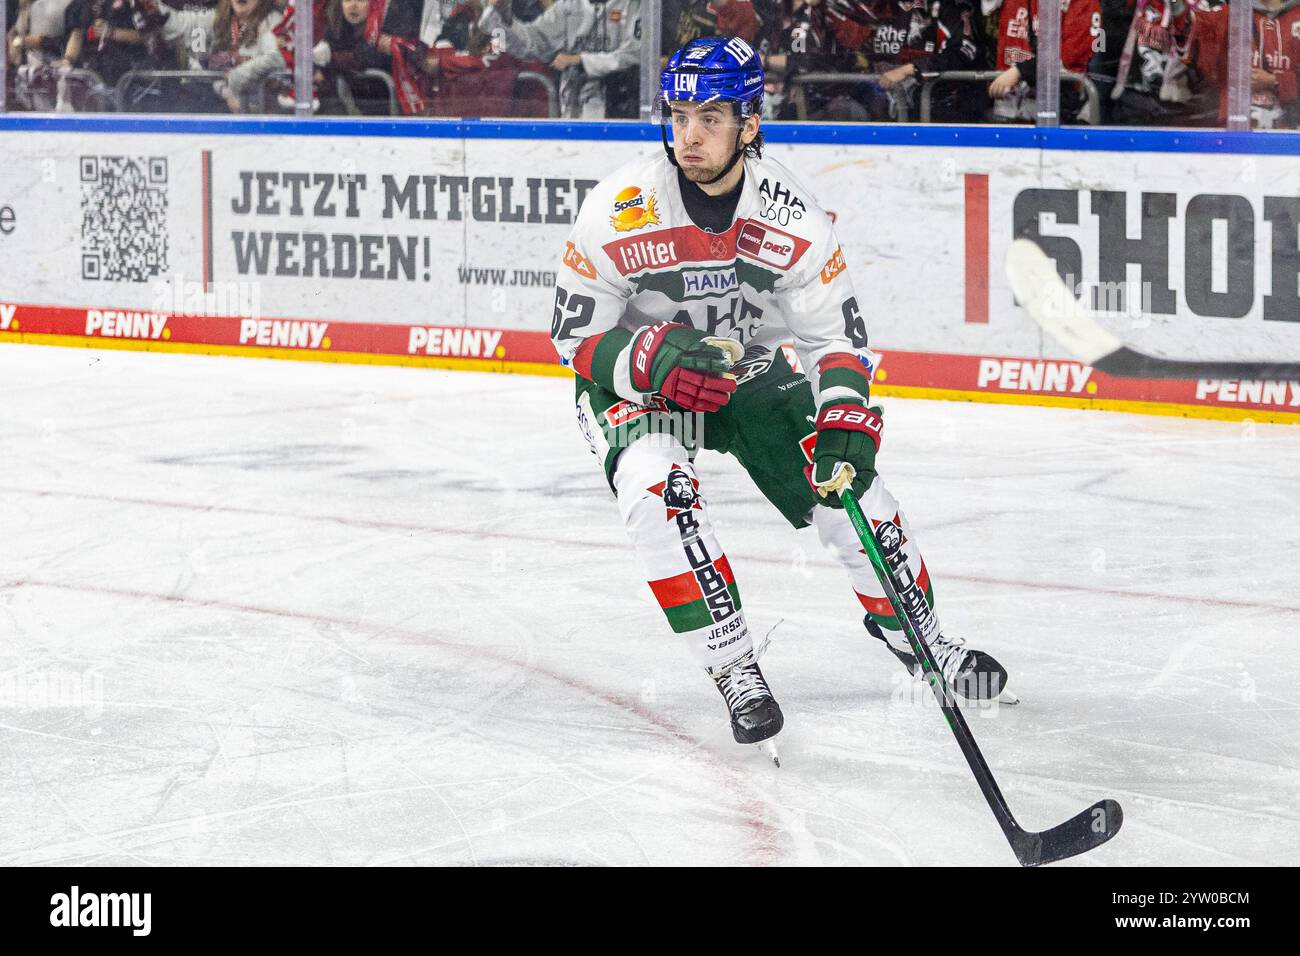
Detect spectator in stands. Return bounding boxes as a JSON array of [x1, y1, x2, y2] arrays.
[[866, 0, 989, 121], [1102, 0, 1203, 125], [314, 0, 391, 112], [206, 0, 287, 111], [422, 3, 554, 116], [364, 0, 421, 58], [765, 0, 874, 120], [7, 0, 76, 109], [337, 0, 430, 113], [417, 0, 483, 83], [63, 0, 170, 93], [477, 0, 641, 118], [752, 0, 791, 50], [1185, 0, 1300, 129], [663, 0, 762, 53], [986, 0, 1103, 123]]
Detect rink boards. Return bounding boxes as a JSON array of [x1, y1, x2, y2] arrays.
[[2, 117, 1299, 424]]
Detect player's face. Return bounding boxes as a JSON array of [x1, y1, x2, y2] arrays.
[[231, 0, 259, 19], [668, 102, 757, 184], [342, 0, 369, 24]]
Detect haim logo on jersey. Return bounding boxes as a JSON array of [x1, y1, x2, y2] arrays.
[[648, 466, 703, 519], [610, 187, 660, 232], [682, 269, 738, 295]]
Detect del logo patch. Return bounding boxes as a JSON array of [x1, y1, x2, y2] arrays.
[[736, 220, 803, 270]]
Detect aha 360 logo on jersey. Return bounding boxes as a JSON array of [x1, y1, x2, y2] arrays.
[[610, 186, 661, 233]]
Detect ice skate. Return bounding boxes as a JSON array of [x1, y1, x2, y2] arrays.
[[713, 653, 784, 764], [865, 616, 1016, 703]]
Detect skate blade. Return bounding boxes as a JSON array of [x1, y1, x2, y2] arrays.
[[757, 739, 781, 767], [997, 687, 1020, 705]]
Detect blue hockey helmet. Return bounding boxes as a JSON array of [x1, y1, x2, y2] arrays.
[[659, 36, 765, 121]]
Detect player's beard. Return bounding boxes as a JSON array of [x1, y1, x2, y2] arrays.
[[677, 155, 728, 184], [675, 128, 747, 185]]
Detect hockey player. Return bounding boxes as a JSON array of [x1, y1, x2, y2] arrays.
[[552, 35, 1010, 755]]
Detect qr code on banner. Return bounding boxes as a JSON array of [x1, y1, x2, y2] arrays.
[[80, 156, 169, 282]]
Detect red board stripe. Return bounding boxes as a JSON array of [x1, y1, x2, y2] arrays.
[[3, 301, 1297, 421], [201, 150, 213, 292], [964, 173, 989, 325]]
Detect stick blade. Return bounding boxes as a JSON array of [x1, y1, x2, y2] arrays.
[[1005, 239, 1123, 366], [1011, 799, 1124, 867]]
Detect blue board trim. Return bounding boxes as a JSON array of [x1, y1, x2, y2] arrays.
[[2, 112, 1298, 155]]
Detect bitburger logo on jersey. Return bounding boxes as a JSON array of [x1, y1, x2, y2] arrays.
[[611, 187, 660, 232]]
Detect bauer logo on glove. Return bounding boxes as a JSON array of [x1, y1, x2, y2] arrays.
[[808, 403, 884, 507], [630, 323, 743, 414]]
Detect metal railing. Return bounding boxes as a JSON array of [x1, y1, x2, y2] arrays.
[[102, 66, 550, 118], [515, 70, 559, 119], [110, 68, 291, 115], [785, 72, 908, 123], [56, 68, 115, 112], [115, 69, 226, 113], [918, 70, 1101, 125], [784, 68, 1101, 126], [335, 69, 399, 116]]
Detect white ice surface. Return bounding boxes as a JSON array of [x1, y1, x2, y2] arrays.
[[1, 343, 1298, 866]]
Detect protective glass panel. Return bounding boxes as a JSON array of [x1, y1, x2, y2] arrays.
[[2, 0, 648, 118]]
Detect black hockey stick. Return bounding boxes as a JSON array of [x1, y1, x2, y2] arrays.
[[839, 483, 1123, 866], [1006, 238, 1300, 381]]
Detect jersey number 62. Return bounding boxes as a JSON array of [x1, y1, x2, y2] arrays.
[[551, 287, 596, 340]]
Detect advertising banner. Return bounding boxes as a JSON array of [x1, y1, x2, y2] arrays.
[[2, 127, 1298, 422]]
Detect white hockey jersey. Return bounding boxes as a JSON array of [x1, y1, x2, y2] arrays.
[[553, 151, 870, 408]]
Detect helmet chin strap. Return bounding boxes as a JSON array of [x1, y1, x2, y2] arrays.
[[661, 122, 747, 187]]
